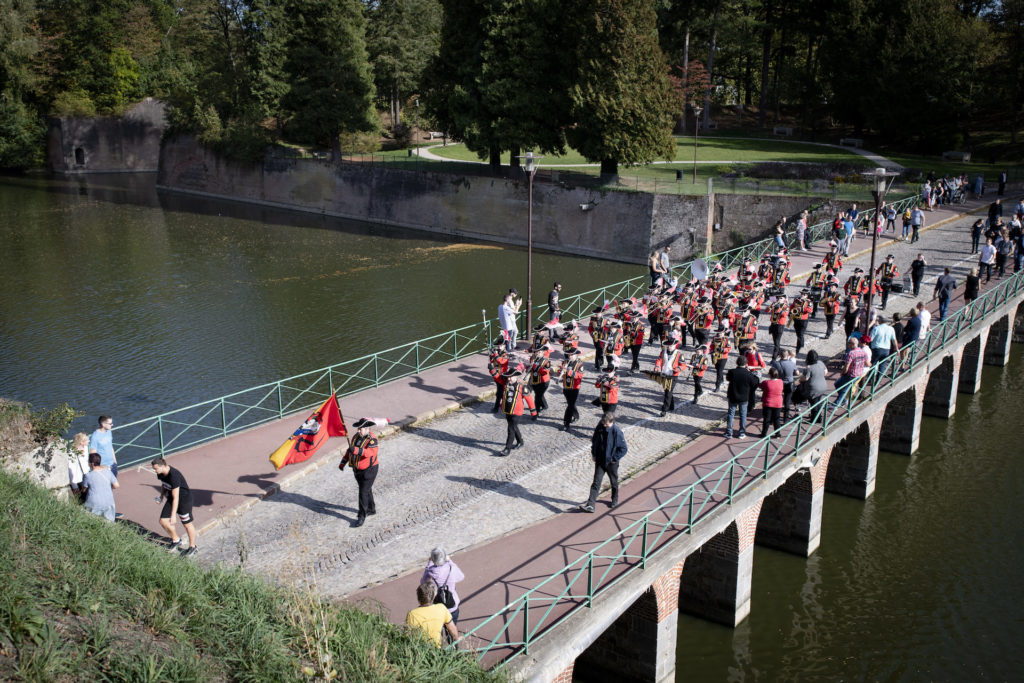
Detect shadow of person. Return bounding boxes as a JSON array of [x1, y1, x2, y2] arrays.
[[260, 489, 355, 521], [117, 517, 167, 544], [446, 475, 577, 514], [408, 425, 487, 449], [238, 473, 278, 490]]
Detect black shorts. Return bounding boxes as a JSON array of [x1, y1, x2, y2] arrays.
[[161, 496, 194, 524]]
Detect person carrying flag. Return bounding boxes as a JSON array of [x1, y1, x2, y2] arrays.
[[339, 418, 382, 527]]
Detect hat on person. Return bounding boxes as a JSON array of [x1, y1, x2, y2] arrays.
[[661, 336, 678, 347], [813, 262, 823, 269], [352, 417, 378, 429], [566, 347, 581, 357], [502, 366, 525, 378]]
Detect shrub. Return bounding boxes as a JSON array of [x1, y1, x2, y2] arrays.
[[51, 89, 97, 117]]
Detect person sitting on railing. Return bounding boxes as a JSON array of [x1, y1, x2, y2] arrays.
[[833, 337, 872, 409]]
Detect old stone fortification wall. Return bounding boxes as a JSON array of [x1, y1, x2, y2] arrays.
[[48, 98, 166, 173], [712, 194, 836, 252], [159, 136, 713, 265]]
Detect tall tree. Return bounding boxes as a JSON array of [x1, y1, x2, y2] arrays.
[[0, 0, 45, 168], [565, 0, 677, 177], [282, 0, 376, 153], [365, 0, 441, 131]]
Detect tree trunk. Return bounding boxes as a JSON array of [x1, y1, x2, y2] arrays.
[[392, 79, 401, 128], [703, 0, 723, 130], [489, 146, 502, 174], [600, 159, 618, 178], [757, 0, 772, 129], [680, 29, 690, 134], [510, 145, 520, 175], [744, 54, 752, 106]]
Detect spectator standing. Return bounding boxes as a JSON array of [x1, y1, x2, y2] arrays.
[[964, 267, 981, 304], [649, 250, 666, 287], [82, 453, 118, 521], [910, 253, 927, 296], [497, 292, 520, 352], [68, 432, 91, 502], [917, 301, 931, 339], [152, 457, 198, 555], [890, 313, 905, 351], [884, 203, 897, 234], [998, 170, 1007, 196], [578, 413, 627, 512], [848, 203, 860, 224], [759, 367, 784, 437], [421, 548, 465, 624], [842, 213, 856, 255], [793, 350, 828, 406], [773, 218, 786, 250], [972, 174, 984, 199], [405, 582, 458, 646], [547, 282, 562, 322], [796, 211, 808, 250], [770, 349, 797, 422], [988, 198, 1003, 227], [921, 181, 932, 210], [660, 246, 672, 278], [1011, 218, 1024, 273], [979, 238, 996, 282], [910, 205, 925, 243], [833, 337, 872, 407], [725, 358, 760, 439], [902, 308, 922, 347], [868, 315, 899, 373], [88, 415, 118, 477], [933, 268, 957, 321], [901, 207, 912, 240]]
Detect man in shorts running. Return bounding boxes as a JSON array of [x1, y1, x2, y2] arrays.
[[152, 457, 198, 557]]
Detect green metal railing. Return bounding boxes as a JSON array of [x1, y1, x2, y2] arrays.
[[459, 266, 1024, 666], [112, 194, 917, 466]]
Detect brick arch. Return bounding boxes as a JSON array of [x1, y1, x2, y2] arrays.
[[984, 312, 1015, 366], [1013, 301, 1024, 344], [756, 468, 821, 557], [959, 329, 989, 394], [923, 352, 961, 418], [825, 412, 882, 499], [879, 375, 927, 454]]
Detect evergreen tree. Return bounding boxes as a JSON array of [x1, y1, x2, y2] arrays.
[[282, 0, 377, 152], [365, 0, 442, 132], [565, 0, 677, 177]]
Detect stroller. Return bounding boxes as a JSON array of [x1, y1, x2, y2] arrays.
[[951, 186, 967, 205]]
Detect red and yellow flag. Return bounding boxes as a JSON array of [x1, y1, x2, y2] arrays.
[[269, 393, 347, 470]]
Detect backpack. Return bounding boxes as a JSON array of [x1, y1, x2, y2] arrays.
[[433, 566, 456, 609]]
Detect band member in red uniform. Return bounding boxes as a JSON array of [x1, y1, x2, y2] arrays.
[[603, 319, 625, 370], [709, 326, 732, 392], [821, 283, 842, 340], [528, 345, 552, 413], [693, 296, 715, 347], [734, 304, 757, 349], [339, 417, 380, 528], [875, 254, 901, 310], [500, 367, 537, 456], [806, 263, 828, 317], [594, 368, 620, 417], [624, 311, 646, 372], [487, 341, 510, 412], [558, 320, 580, 356], [845, 267, 869, 298], [823, 243, 844, 274], [768, 294, 789, 360], [690, 344, 711, 404], [789, 290, 813, 355], [558, 348, 585, 431], [653, 337, 686, 417]]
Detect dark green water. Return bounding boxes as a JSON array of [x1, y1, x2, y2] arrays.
[[0, 174, 636, 429], [675, 344, 1024, 681]]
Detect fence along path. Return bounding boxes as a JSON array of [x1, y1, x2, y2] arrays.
[[111, 193, 918, 468]]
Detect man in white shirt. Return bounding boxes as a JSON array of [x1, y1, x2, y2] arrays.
[[498, 292, 520, 352], [916, 301, 931, 339]]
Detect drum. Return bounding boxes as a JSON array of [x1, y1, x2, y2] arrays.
[[889, 282, 904, 293]]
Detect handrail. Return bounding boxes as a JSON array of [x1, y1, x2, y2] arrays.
[[459, 266, 1024, 666], [111, 194, 916, 466]]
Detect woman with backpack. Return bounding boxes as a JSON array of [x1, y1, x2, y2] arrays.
[[421, 547, 465, 624]]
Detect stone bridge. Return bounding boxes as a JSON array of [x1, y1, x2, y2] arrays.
[[508, 291, 1024, 683]]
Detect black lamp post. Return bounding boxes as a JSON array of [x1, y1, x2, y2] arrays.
[[516, 151, 543, 343], [692, 106, 702, 184], [863, 167, 896, 334]]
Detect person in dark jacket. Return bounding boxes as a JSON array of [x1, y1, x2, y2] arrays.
[[964, 266, 981, 304], [578, 414, 628, 512], [725, 357, 761, 439], [902, 308, 922, 347]]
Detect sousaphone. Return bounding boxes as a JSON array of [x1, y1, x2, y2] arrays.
[[691, 258, 709, 281]]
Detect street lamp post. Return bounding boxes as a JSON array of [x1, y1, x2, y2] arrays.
[[692, 106, 702, 183], [863, 167, 895, 334], [516, 151, 543, 343]]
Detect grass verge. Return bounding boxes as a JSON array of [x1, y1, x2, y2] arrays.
[[0, 470, 497, 682]]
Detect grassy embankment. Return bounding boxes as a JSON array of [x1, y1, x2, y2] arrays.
[[0, 470, 497, 682]]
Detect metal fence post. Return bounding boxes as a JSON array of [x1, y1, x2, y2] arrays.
[[277, 383, 283, 419], [523, 600, 530, 654], [641, 518, 648, 569], [157, 416, 165, 458], [587, 555, 594, 607], [220, 398, 227, 438]]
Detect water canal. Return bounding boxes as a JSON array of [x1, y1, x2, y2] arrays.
[[675, 345, 1024, 681], [0, 173, 635, 430]]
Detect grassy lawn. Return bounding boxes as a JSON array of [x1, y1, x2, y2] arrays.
[[427, 135, 868, 166], [0, 470, 496, 682]]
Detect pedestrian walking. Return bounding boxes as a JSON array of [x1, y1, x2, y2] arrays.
[[88, 415, 119, 477], [405, 582, 458, 646], [916, 301, 931, 339], [995, 231, 1014, 278], [421, 548, 465, 624], [833, 337, 871, 408], [724, 357, 760, 439], [68, 432, 91, 502], [933, 268, 957, 321], [339, 417, 381, 527], [964, 266, 981, 305], [578, 413, 628, 513], [82, 453, 118, 521], [151, 456, 198, 555], [970, 219, 984, 254], [910, 205, 925, 243]]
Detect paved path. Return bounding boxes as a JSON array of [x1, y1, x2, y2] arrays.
[[112, 193, 1011, 656], [415, 136, 903, 170]]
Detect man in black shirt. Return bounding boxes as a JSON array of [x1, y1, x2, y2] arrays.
[[910, 253, 927, 296], [152, 457, 198, 556], [548, 282, 562, 322], [725, 357, 761, 439]]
